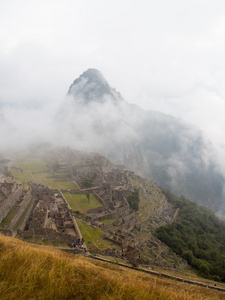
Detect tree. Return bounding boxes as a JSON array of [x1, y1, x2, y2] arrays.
[[86, 193, 90, 204], [81, 178, 94, 188], [127, 189, 140, 211]]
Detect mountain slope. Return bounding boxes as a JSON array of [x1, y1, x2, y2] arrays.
[[56, 69, 225, 213], [1, 234, 224, 300]]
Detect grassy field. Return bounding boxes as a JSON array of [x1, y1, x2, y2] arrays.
[[76, 219, 117, 250], [33, 173, 77, 189], [11, 158, 77, 190], [63, 192, 103, 213], [0, 234, 224, 300]]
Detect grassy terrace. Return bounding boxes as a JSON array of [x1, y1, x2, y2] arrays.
[[11, 158, 77, 190], [76, 219, 118, 250], [0, 206, 20, 228], [13, 198, 35, 230], [63, 192, 103, 213], [100, 217, 118, 224]]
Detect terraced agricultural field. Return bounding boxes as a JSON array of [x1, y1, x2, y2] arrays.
[[63, 192, 103, 213], [76, 219, 119, 250], [11, 158, 77, 190], [100, 217, 118, 224], [0, 206, 20, 228], [13, 198, 35, 230]]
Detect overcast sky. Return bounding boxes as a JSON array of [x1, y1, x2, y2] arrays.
[[1, 0, 225, 159]]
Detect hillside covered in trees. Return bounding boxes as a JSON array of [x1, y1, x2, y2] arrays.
[[155, 190, 225, 282]]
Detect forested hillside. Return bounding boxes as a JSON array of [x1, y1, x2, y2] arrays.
[[155, 190, 225, 281]]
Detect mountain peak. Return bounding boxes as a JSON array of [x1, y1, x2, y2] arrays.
[[81, 68, 106, 82], [67, 69, 123, 103]]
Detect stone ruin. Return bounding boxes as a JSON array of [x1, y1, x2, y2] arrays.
[[21, 182, 78, 246], [0, 180, 23, 222]]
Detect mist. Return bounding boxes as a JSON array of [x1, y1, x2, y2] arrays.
[[1, 1, 225, 212]]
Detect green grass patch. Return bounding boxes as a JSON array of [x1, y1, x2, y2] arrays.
[[52, 241, 61, 247], [50, 241, 69, 248], [63, 193, 102, 213], [59, 242, 70, 248], [11, 168, 33, 183], [13, 158, 48, 172], [42, 239, 52, 246], [100, 218, 118, 224], [23, 182, 30, 190], [53, 181, 77, 190], [0, 206, 20, 228], [76, 219, 109, 250], [11, 158, 77, 190], [33, 173, 77, 189], [34, 237, 44, 244]]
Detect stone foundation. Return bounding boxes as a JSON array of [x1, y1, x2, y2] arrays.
[[20, 228, 75, 245]]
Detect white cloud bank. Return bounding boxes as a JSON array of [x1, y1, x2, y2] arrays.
[[0, 0, 225, 170]]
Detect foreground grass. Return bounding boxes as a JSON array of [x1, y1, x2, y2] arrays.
[[0, 234, 224, 300]]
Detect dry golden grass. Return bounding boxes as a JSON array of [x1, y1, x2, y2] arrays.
[[0, 234, 225, 300]]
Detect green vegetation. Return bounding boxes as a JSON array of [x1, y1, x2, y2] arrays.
[[63, 192, 102, 213], [34, 173, 76, 189], [81, 178, 94, 188], [101, 218, 118, 224], [76, 219, 118, 250], [13, 158, 48, 172], [0, 206, 20, 228], [155, 190, 225, 282], [127, 189, 140, 211], [23, 182, 30, 190], [0, 234, 224, 300], [11, 158, 77, 190]]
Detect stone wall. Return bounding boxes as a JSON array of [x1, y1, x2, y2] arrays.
[[93, 191, 104, 206], [9, 191, 32, 230], [0, 228, 12, 236], [86, 206, 105, 214], [94, 211, 117, 221], [20, 228, 75, 245], [117, 204, 130, 216], [60, 192, 82, 239], [0, 184, 23, 222]]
